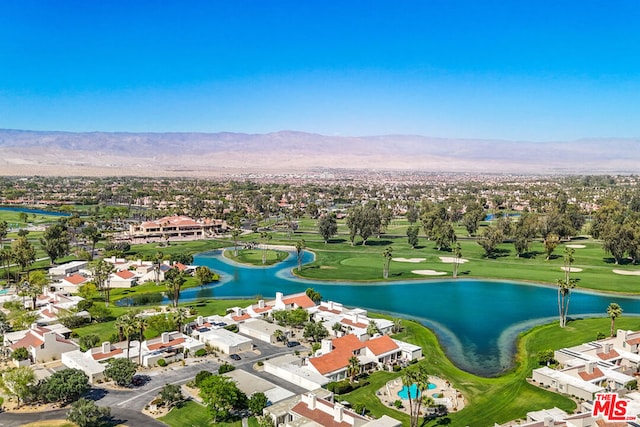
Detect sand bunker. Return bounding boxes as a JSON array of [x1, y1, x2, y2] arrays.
[[439, 257, 469, 264], [612, 269, 640, 276], [393, 257, 426, 263], [560, 267, 583, 272], [566, 244, 586, 249], [412, 269, 447, 276]]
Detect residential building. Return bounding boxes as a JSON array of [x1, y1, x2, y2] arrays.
[[61, 340, 140, 383], [4, 324, 78, 363], [307, 334, 405, 382], [314, 301, 394, 339], [48, 261, 89, 278], [128, 215, 227, 240], [141, 331, 204, 367], [239, 318, 287, 344], [264, 391, 402, 427]]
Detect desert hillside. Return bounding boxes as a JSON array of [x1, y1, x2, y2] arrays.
[[0, 129, 638, 176]]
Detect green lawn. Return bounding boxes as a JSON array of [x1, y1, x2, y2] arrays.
[[223, 248, 289, 266], [73, 299, 254, 342], [159, 401, 260, 427]]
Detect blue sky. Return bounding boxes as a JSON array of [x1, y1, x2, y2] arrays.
[[1, 1, 639, 141]]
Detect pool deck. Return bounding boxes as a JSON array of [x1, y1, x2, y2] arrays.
[[377, 375, 465, 415]]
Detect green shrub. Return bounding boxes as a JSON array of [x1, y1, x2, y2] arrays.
[[394, 400, 403, 409], [194, 348, 207, 357], [327, 380, 353, 394], [392, 364, 402, 372], [195, 370, 213, 387], [218, 363, 235, 374], [157, 359, 167, 367], [11, 347, 29, 361]]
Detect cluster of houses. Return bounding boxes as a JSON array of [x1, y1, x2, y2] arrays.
[[1, 286, 421, 426], [49, 257, 194, 294], [501, 330, 640, 426]]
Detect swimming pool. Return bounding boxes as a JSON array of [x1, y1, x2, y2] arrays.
[[398, 383, 436, 399]]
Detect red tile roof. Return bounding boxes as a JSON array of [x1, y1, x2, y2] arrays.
[[92, 347, 124, 361], [365, 335, 399, 356], [63, 274, 88, 285], [626, 336, 640, 346], [283, 294, 316, 309], [115, 270, 136, 280], [10, 332, 43, 350], [146, 337, 186, 351], [341, 318, 368, 329], [578, 367, 604, 381], [318, 306, 341, 314], [598, 349, 620, 360], [232, 313, 251, 321], [290, 399, 364, 427]]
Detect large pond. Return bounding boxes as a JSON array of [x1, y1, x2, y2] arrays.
[[0, 206, 70, 217], [186, 249, 640, 377]]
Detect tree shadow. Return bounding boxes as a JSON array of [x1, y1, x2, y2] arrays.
[[327, 238, 346, 244], [391, 272, 404, 277], [603, 257, 634, 265], [520, 250, 542, 259], [363, 240, 393, 247]]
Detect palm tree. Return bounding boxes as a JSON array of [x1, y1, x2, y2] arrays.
[[382, 247, 393, 279], [136, 316, 149, 366], [607, 303, 623, 337], [295, 239, 305, 272], [392, 318, 403, 334], [557, 277, 577, 328], [153, 251, 164, 285], [173, 307, 190, 333], [402, 364, 430, 427], [332, 322, 343, 337], [165, 268, 187, 308], [366, 320, 380, 337], [347, 356, 360, 383], [453, 242, 462, 278], [260, 232, 272, 264], [557, 247, 578, 328], [115, 313, 136, 359]]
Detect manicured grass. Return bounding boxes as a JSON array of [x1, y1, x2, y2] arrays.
[[73, 299, 253, 342], [286, 231, 640, 294], [128, 239, 227, 259], [158, 400, 260, 427], [223, 248, 289, 266], [339, 315, 640, 426]]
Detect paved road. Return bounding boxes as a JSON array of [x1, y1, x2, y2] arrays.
[[0, 408, 166, 427]]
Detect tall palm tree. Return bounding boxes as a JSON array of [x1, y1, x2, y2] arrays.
[[136, 316, 149, 366], [115, 313, 136, 359], [402, 364, 430, 427], [347, 356, 360, 383], [453, 242, 462, 278], [557, 277, 577, 328], [557, 247, 578, 328], [382, 247, 393, 279], [295, 239, 305, 272], [607, 303, 623, 337], [173, 307, 190, 333], [165, 268, 187, 308]]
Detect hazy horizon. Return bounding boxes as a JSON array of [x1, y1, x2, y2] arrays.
[[1, 1, 640, 142]]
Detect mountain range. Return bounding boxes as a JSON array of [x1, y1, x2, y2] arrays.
[[0, 129, 638, 177]]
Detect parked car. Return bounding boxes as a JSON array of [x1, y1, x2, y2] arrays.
[[286, 341, 300, 348], [230, 354, 241, 361]]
